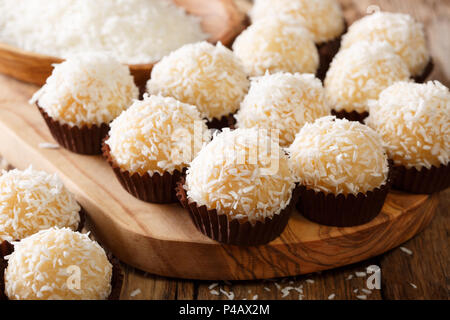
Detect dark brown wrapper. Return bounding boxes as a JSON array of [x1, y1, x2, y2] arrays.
[[0, 240, 123, 300], [296, 168, 393, 227], [176, 179, 297, 246], [206, 113, 236, 130], [331, 109, 369, 123], [316, 21, 347, 81], [107, 253, 124, 300], [393, 162, 450, 194], [102, 139, 184, 203], [37, 103, 109, 155], [413, 58, 434, 83], [77, 207, 86, 232], [316, 37, 342, 81]]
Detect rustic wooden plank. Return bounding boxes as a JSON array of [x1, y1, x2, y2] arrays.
[[196, 258, 383, 300], [380, 189, 449, 300]]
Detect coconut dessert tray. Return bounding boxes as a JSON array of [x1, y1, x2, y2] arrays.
[[0, 75, 439, 280], [0, 0, 247, 88]]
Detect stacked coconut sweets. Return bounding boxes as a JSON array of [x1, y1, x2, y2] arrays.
[[2, 0, 449, 299]]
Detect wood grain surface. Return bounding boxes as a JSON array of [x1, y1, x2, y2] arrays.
[[0, 0, 448, 299], [0, 0, 246, 87]]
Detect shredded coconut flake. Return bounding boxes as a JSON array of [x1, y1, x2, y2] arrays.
[[342, 11, 429, 76], [232, 16, 318, 77], [250, 0, 345, 43], [236, 72, 330, 147], [130, 289, 141, 297], [30, 52, 138, 127], [0, 0, 208, 64], [147, 41, 249, 121], [288, 116, 389, 195], [0, 167, 80, 242], [185, 128, 296, 223], [106, 94, 210, 175], [399, 246, 413, 256], [366, 81, 450, 169], [5, 227, 112, 300], [38, 143, 60, 149]]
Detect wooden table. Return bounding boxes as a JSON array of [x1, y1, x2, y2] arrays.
[[1, 0, 449, 300]]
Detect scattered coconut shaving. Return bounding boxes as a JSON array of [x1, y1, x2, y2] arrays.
[[130, 289, 141, 297], [220, 289, 235, 300], [208, 283, 218, 290], [38, 142, 60, 149], [210, 290, 220, 296], [400, 247, 413, 255]]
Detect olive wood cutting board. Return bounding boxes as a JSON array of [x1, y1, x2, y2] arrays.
[[0, 75, 438, 280]]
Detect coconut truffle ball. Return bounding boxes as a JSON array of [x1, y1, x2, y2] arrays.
[[288, 116, 389, 195], [0, 167, 80, 242], [366, 81, 450, 169], [232, 17, 319, 77], [235, 72, 330, 147], [4, 228, 112, 300], [250, 0, 345, 44], [146, 41, 249, 122], [342, 12, 429, 77], [105, 94, 210, 176], [185, 128, 296, 223], [30, 52, 138, 127], [325, 41, 410, 113]]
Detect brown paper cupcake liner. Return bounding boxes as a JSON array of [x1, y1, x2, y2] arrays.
[[176, 179, 297, 246], [316, 21, 347, 81], [393, 162, 450, 194], [296, 168, 393, 227], [0, 240, 123, 300], [102, 140, 184, 203], [413, 58, 434, 83], [206, 113, 236, 130], [37, 103, 109, 155], [331, 109, 369, 123]]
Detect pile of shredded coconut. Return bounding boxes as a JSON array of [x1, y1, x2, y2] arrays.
[[185, 128, 296, 223], [147, 41, 249, 121], [232, 16, 318, 77], [30, 52, 138, 127], [342, 11, 429, 76], [106, 94, 210, 175], [288, 116, 389, 195], [366, 81, 450, 169], [325, 41, 410, 113], [235, 72, 330, 147], [5, 227, 112, 300], [250, 0, 345, 43], [0, 167, 80, 242], [0, 0, 208, 64]]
